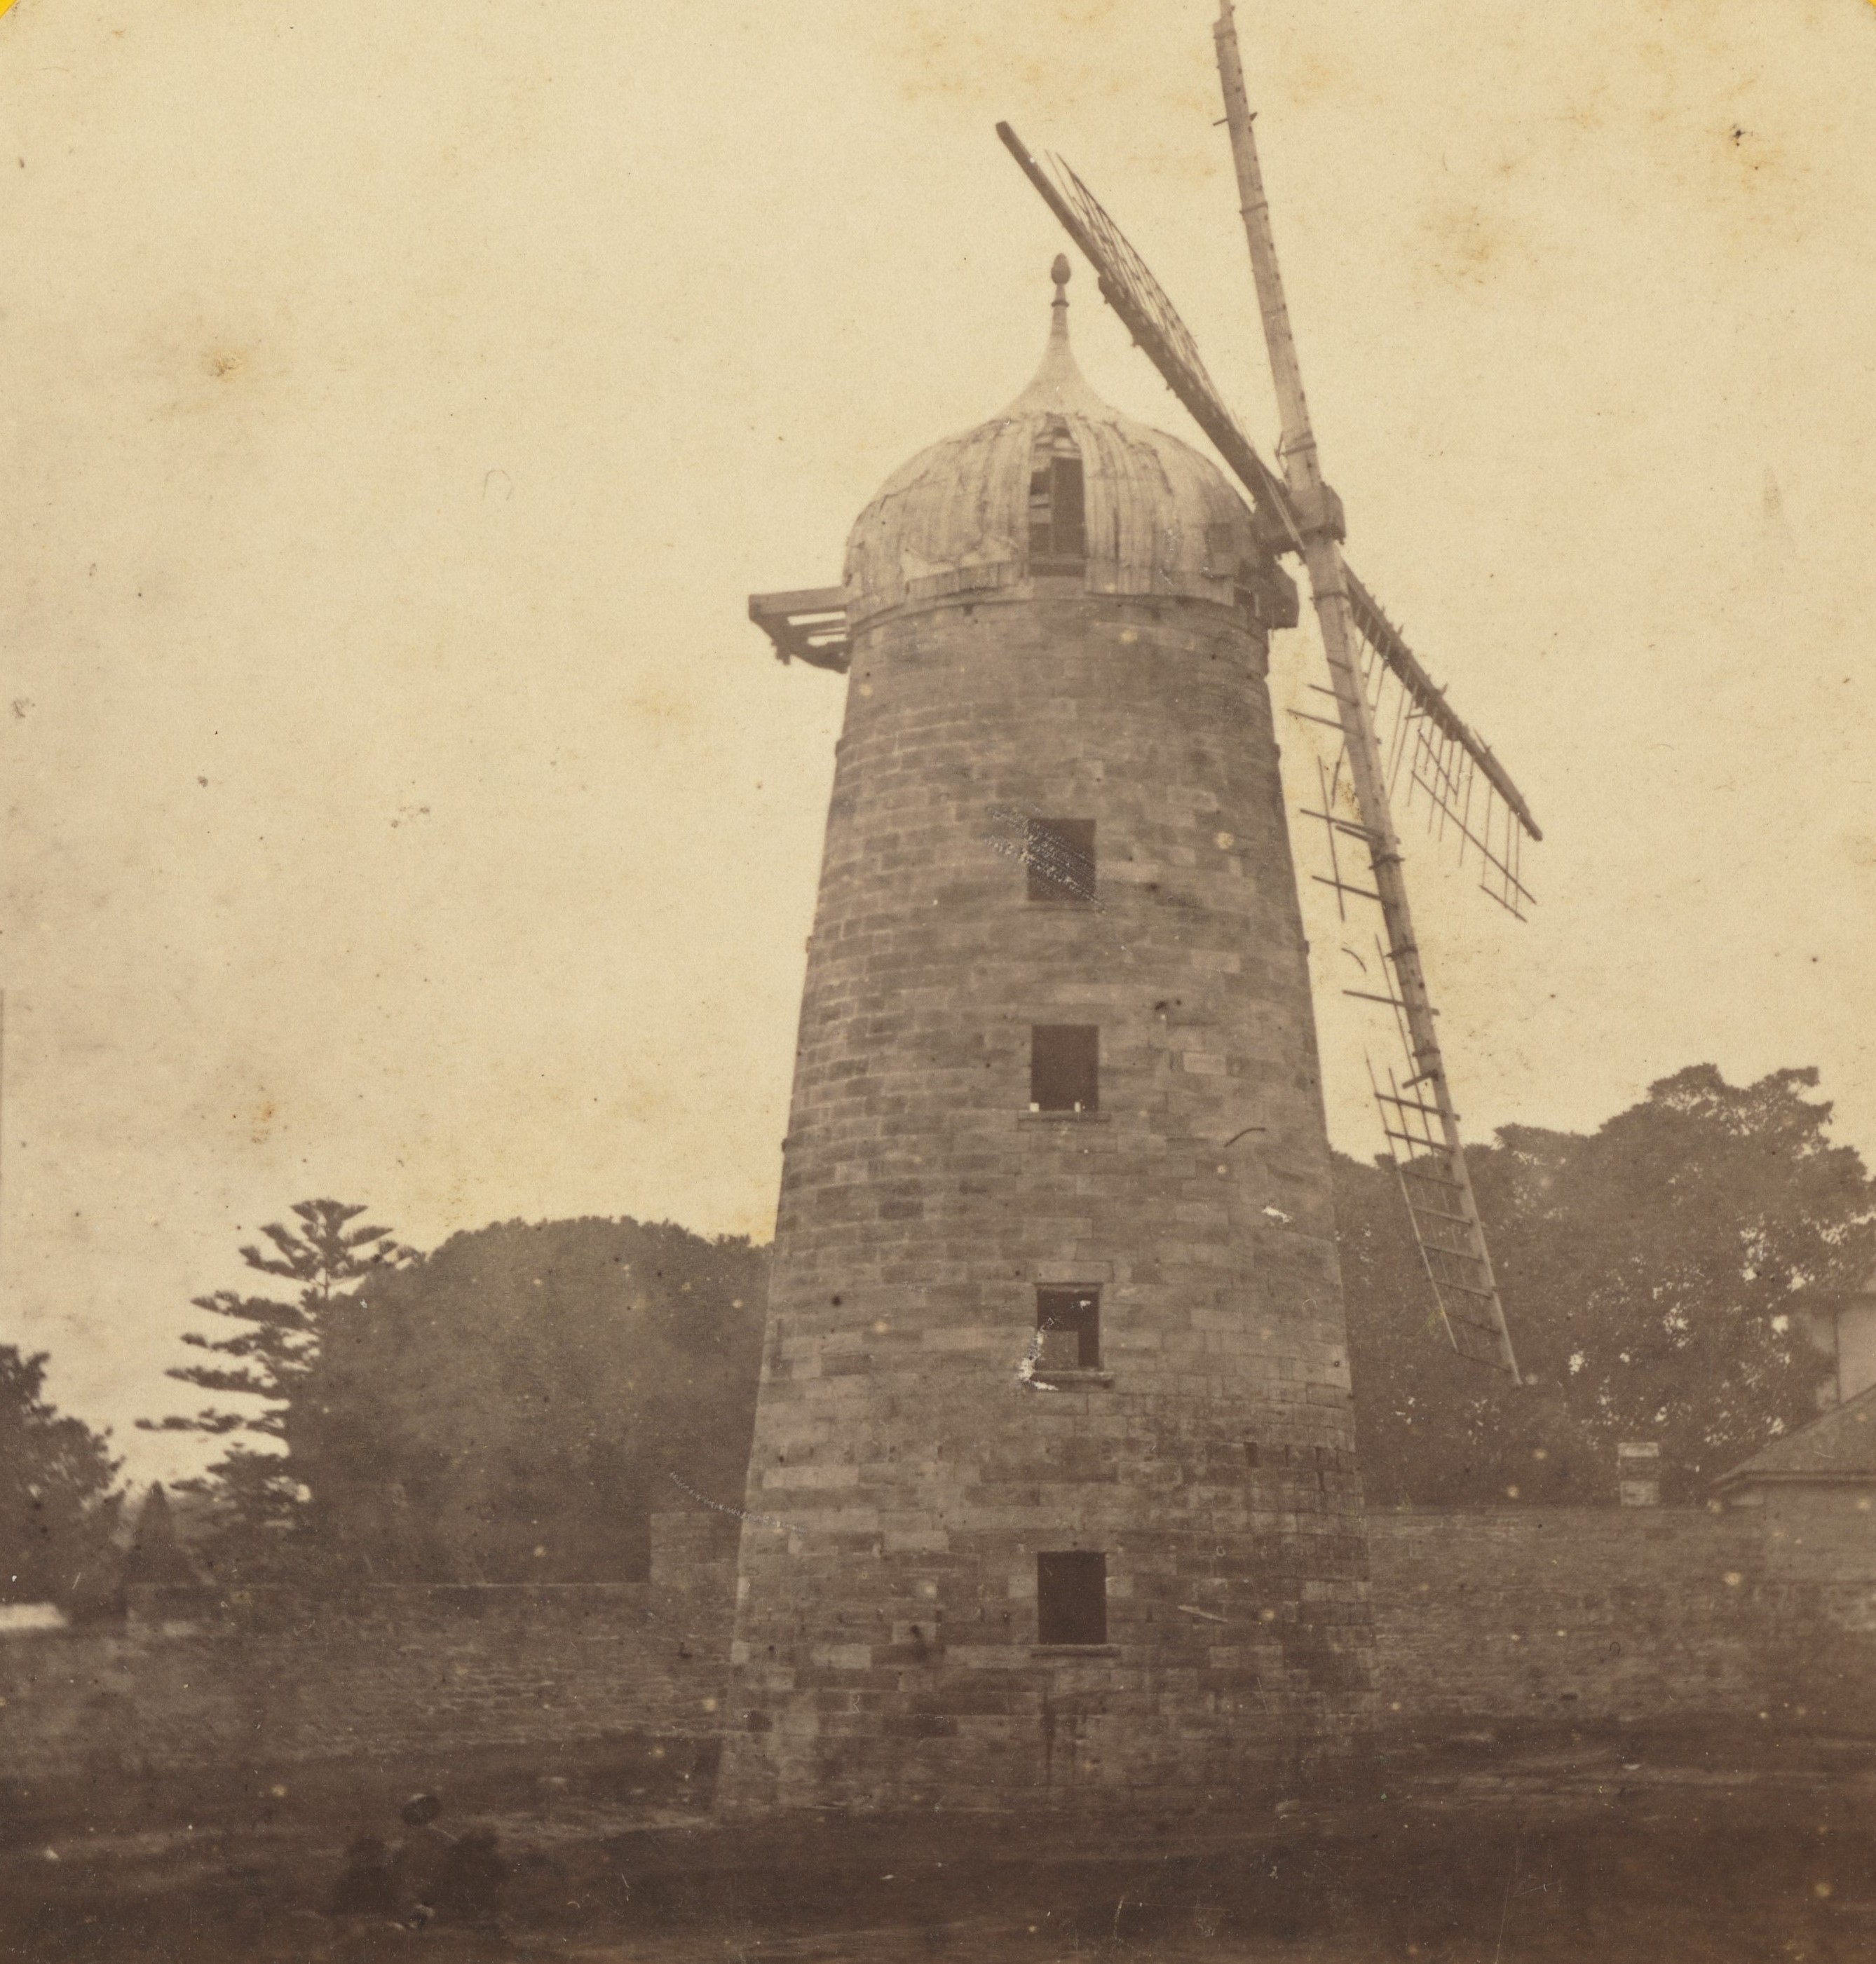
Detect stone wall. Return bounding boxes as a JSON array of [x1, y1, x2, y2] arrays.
[[0, 1510, 738, 1792], [0, 1585, 689, 1786], [1736, 1486, 1876, 1733], [1366, 1508, 1774, 1729], [7, 1503, 1872, 1808], [1367, 1500, 1876, 1736]]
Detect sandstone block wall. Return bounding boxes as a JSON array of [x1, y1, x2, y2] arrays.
[[721, 588, 1373, 1815], [6, 1505, 1875, 1808], [1737, 1487, 1876, 1733], [0, 1510, 738, 1791], [1366, 1509, 1774, 1728], [1366, 1499, 1876, 1737], [0, 1585, 721, 1789]]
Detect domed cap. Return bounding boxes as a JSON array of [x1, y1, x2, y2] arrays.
[[843, 260, 1267, 625]]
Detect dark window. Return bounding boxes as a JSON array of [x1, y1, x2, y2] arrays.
[[1244, 1441, 1260, 1469], [1025, 818, 1096, 904], [1036, 1288, 1101, 1370], [1030, 1025, 1098, 1112], [1028, 422, 1087, 569], [1038, 1551, 1107, 1646]]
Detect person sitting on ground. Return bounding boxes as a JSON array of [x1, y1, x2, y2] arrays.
[[390, 1792, 456, 1928], [327, 1834, 397, 1920], [434, 1827, 508, 1930]]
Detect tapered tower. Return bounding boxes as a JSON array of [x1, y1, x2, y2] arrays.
[[721, 264, 1373, 1814]]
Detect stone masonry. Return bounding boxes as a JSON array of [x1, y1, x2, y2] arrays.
[[719, 281, 1375, 1811]]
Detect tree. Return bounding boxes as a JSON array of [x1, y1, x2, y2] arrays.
[[139, 1200, 412, 1576], [1, 1345, 123, 1608], [1343, 1065, 1874, 1507], [298, 1216, 767, 1581], [1336, 1152, 1604, 1508]]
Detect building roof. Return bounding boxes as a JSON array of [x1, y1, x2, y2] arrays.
[[1713, 1383, 1876, 1492], [842, 261, 1270, 627]]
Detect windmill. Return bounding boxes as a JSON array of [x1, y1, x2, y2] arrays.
[[995, 1, 1541, 1379]]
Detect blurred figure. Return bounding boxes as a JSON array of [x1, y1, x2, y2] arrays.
[[391, 1792, 454, 1928], [435, 1827, 508, 1930], [327, 1834, 397, 1920]]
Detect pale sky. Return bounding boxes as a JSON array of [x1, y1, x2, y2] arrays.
[[5, 0, 1875, 1483]]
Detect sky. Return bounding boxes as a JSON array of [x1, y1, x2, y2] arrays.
[[4, 0, 1875, 1484]]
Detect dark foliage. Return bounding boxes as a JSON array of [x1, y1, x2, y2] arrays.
[[0, 1344, 123, 1607], [300, 1216, 768, 1581], [138, 1200, 412, 1578], [1343, 1065, 1873, 1506]]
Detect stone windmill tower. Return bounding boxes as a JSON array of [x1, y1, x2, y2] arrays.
[[721, 260, 1373, 1814]]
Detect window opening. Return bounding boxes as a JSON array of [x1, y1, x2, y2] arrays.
[[1026, 818, 1096, 904], [1031, 1025, 1098, 1113], [1036, 1288, 1101, 1370], [1037, 1551, 1108, 1646], [1028, 421, 1087, 571]]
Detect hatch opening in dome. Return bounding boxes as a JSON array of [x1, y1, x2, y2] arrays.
[[1027, 418, 1087, 574]]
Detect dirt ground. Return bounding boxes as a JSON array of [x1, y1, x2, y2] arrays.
[[4, 1729, 1875, 1963]]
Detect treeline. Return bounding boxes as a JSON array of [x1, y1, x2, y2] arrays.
[[0, 1346, 123, 1607], [140, 1208, 768, 1586], [304, 1215, 766, 1581], [8, 1062, 1869, 1607], [1343, 1065, 1873, 1507]]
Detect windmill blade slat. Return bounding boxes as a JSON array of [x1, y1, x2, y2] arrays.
[[1341, 565, 1542, 843], [996, 117, 1542, 880], [1442, 1317, 1519, 1370], [1212, 0, 1521, 1379], [999, 30, 1534, 1377], [1399, 1200, 1483, 1229], [994, 122, 1301, 547]]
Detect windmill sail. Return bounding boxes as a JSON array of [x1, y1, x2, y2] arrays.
[[998, 22, 1539, 1378], [1336, 576, 1537, 920], [1212, 0, 1519, 1377], [995, 123, 1537, 887], [995, 123, 1297, 543]]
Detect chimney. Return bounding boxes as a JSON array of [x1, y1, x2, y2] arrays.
[[1617, 1440, 1661, 1508]]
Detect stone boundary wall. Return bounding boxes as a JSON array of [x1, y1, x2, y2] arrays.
[[1735, 1485, 1876, 1733], [1366, 1509, 1775, 1728], [0, 1583, 730, 1787], [4, 1505, 1872, 1799], [1368, 1501, 1876, 1735], [0, 1510, 742, 1789]]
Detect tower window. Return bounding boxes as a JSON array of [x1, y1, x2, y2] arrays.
[[1031, 1025, 1098, 1112], [1028, 421, 1087, 570], [1037, 1552, 1107, 1646], [1036, 1288, 1101, 1370], [1025, 818, 1096, 904]]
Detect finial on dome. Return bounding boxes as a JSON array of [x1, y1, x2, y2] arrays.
[[1046, 254, 1073, 350], [998, 257, 1113, 421], [1049, 257, 1072, 338]]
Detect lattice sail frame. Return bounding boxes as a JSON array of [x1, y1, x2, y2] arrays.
[[1292, 667, 1525, 1372], [1366, 1052, 1516, 1368], [997, 121, 1542, 893], [1299, 601, 1536, 921], [1293, 641, 1525, 1377], [1000, 85, 1542, 1377], [996, 124, 1298, 541]]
